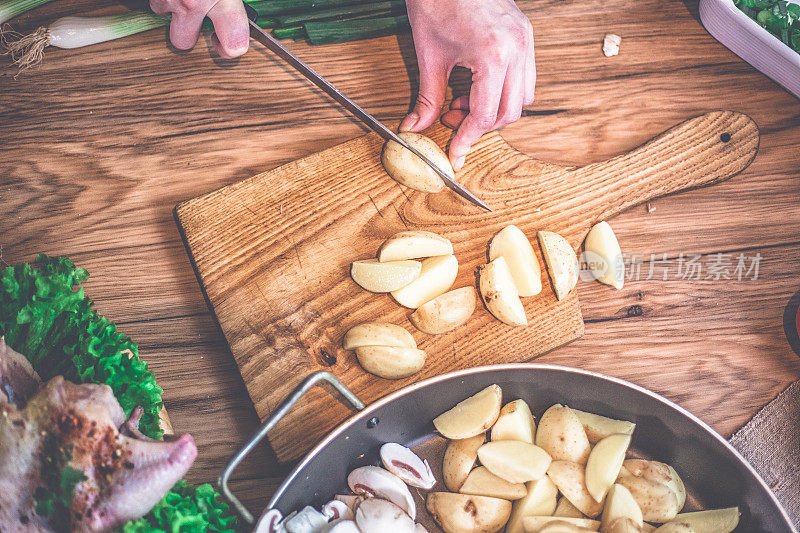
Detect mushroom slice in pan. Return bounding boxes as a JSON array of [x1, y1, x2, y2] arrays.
[[380, 442, 436, 489], [347, 465, 416, 519]]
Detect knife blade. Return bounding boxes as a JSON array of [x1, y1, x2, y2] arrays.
[[245, 17, 492, 212]]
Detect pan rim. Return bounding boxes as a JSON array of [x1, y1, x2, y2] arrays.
[[267, 362, 796, 530]]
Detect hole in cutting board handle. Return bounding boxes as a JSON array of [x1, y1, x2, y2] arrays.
[[720, 132, 732, 142]]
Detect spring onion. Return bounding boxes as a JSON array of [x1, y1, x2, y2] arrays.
[[273, 25, 306, 40], [0, 0, 54, 24], [248, 0, 382, 17], [275, 0, 405, 26], [304, 13, 410, 44], [2, 11, 168, 69]]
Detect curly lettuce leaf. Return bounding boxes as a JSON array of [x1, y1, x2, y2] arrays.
[[0, 254, 163, 438], [120, 481, 239, 533]]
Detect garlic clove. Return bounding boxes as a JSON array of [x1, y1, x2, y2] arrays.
[[282, 506, 328, 533], [379, 442, 436, 489], [347, 465, 416, 520]]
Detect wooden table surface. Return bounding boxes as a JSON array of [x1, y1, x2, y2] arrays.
[[2, 0, 799, 517]]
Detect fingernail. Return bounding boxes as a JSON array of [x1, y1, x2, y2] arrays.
[[453, 155, 466, 171], [399, 112, 419, 132]]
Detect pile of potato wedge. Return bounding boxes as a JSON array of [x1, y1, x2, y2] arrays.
[[425, 384, 741, 533], [344, 221, 629, 379]]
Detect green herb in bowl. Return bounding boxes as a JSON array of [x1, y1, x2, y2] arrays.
[[735, 0, 800, 52]]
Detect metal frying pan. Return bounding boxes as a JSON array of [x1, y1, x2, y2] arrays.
[[220, 364, 796, 532]]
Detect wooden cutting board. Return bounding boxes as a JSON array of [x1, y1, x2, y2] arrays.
[[175, 111, 758, 461]]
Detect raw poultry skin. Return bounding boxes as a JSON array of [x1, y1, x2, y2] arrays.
[[0, 340, 197, 532]]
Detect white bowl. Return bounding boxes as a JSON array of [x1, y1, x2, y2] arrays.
[[700, 0, 800, 99]]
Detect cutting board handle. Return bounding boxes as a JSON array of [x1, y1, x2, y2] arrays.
[[564, 111, 759, 231]]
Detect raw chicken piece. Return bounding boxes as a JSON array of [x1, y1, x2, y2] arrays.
[[0, 374, 197, 532], [0, 337, 41, 406]]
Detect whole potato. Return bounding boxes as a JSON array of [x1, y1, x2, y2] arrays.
[[616, 460, 685, 523], [536, 405, 591, 464]]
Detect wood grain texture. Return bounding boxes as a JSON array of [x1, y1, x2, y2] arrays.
[[1, 0, 799, 517], [176, 111, 758, 460]]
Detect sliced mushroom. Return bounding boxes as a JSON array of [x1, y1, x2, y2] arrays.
[[322, 500, 354, 521], [334, 494, 364, 511], [380, 442, 436, 489], [254, 508, 283, 533], [355, 498, 416, 533], [324, 520, 362, 533], [347, 465, 416, 519]]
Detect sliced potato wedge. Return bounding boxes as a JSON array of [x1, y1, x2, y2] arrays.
[[536, 524, 597, 533], [536, 405, 591, 464], [378, 230, 454, 262], [583, 221, 624, 290], [477, 441, 552, 484], [434, 384, 502, 440], [350, 258, 421, 292], [616, 460, 684, 523], [392, 254, 458, 308], [571, 409, 635, 444], [410, 286, 477, 334], [652, 524, 695, 533], [546, 461, 604, 518], [537, 231, 579, 300], [491, 399, 536, 443], [382, 132, 453, 193], [601, 484, 643, 528], [667, 508, 740, 533], [602, 517, 647, 533], [554, 497, 585, 518], [460, 466, 527, 500], [585, 434, 631, 502], [355, 346, 426, 379], [506, 477, 559, 533], [479, 256, 528, 326], [489, 224, 542, 297], [343, 323, 416, 350], [522, 516, 600, 532], [426, 492, 511, 533], [443, 433, 486, 491]]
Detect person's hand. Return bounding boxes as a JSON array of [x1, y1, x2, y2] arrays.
[[150, 0, 250, 58], [401, 0, 535, 170]]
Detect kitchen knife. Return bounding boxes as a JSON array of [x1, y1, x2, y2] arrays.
[[242, 3, 492, 212]]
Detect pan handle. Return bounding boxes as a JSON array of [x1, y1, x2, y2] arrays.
[[218, 371, 365, 524]]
